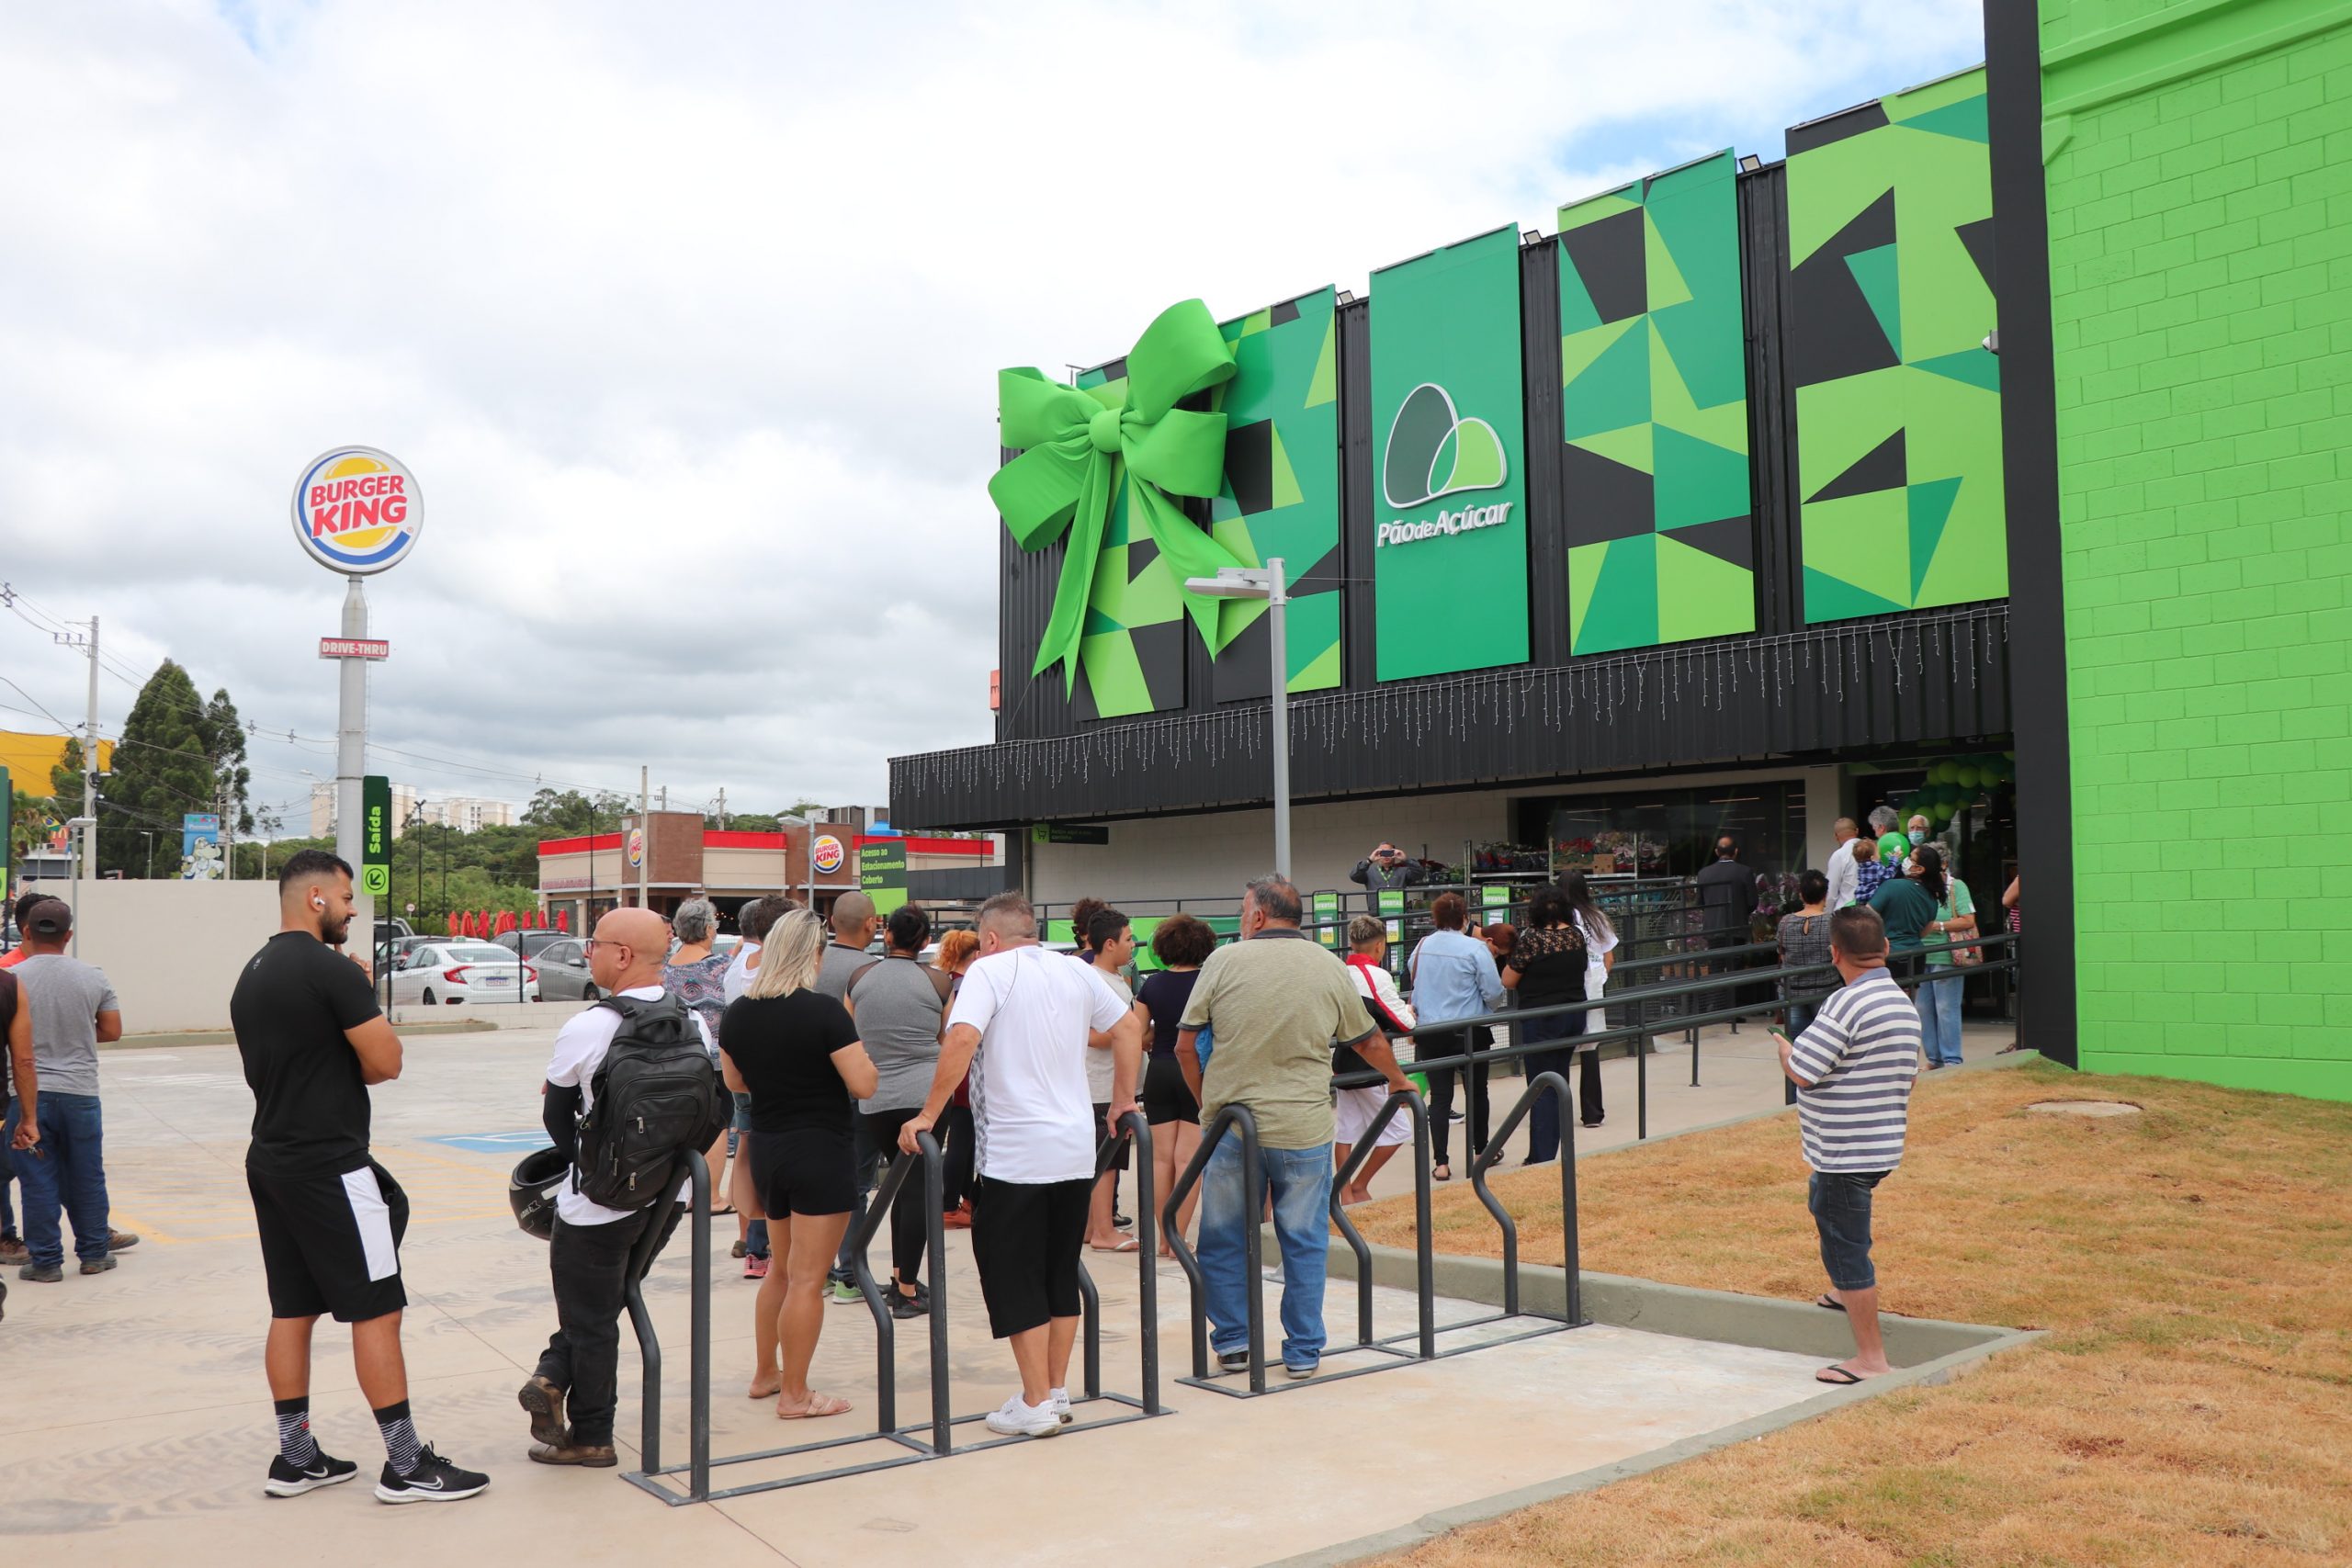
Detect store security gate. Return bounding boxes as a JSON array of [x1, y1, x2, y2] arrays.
[[621, 1118, 1169, 1506]]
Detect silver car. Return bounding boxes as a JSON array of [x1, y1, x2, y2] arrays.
[[390, 941, 541, 1006], [531, 938, 605, 1001]]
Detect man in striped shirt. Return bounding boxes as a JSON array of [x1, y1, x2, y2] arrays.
[[1772, 906, 1920, 1387]]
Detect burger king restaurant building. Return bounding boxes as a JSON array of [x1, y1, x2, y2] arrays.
[[535, 809, 1001, 932]]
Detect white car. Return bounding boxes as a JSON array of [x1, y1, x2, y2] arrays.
[[390, 941, 541, 1006]]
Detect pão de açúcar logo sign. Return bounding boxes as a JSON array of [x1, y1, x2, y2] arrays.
[[1376, 383, 1510, 547], [811, 834, 845, 875], [291, 446, 422, 575]]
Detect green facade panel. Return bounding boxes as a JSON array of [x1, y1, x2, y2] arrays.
[[1558, 151, 1756, 653], [1787, 67, 2010, 625], [1369, 227, 1532, 681]]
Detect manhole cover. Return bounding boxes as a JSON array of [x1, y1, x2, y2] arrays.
[[2025, 1100, 2142, 1118]]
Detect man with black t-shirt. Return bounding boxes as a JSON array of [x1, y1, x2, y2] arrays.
[[231, 850, 489, 1504]]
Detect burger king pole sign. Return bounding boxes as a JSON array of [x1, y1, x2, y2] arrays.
[[293, 446, 423, 942]]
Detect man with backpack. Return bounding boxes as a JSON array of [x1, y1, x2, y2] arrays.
[[521, 905, 727, 1468]]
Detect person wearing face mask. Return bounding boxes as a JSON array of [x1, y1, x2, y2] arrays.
[[1911, 847, 1975, 1068]]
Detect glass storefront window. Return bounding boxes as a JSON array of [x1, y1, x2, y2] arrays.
[[1523, 781, 1808, 882]]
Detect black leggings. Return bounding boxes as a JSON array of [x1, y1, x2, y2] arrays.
[[859, 1107, 930, 1288], [938, 1102, 976, 1212], [1420, 1026, 1487, 1167]]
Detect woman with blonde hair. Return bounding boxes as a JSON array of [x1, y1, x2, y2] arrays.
[[718, 909, 877, 1419]]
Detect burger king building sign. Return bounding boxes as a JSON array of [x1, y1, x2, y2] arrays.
[[293, 446, 422, 575], [811, 834, 846, 876]]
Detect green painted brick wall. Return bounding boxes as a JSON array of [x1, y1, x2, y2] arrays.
[[2043, 0, 2352, 1101]]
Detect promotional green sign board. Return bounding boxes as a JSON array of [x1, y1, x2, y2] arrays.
[[0, 765, 10, 904], [1031, 823, 1110, 846], [1311, 890, 1340, 946], [1370, 225, 1530, 681], [1480, 886, 1511, 909], [1784, 67, 2006, 623], [360, 775, 391, 898], [859, 840, 909, 917], [1376, 890, 1406, 916], [1558, 150, 1756, 654]]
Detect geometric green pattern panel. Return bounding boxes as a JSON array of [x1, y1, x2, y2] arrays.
[[1067, 289, 1341, 719], [1558, 150, 1755, 654], [1209, 287, 1342, 702], [1786, 66, 2008, 624]]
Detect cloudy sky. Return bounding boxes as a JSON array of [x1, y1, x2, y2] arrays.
[[0, 1, 1984, 830]]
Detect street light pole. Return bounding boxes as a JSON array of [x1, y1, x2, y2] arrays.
[[1183, 559, 1291, 879], [141, 830, 155, 880]]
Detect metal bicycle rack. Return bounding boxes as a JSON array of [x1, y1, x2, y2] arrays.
[[1164, 1075, 1588, 1401], [622, 1113, 1169, 1506]]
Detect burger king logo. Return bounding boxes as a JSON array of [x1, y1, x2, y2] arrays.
[[812, 834, 845, 875], [291, 446, 422, 575]]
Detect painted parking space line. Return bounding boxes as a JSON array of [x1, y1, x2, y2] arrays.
[[420, 1130, 553, 1155]]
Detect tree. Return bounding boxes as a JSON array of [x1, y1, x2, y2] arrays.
[[49, 737, 84, 814], [522, 787, 631, 835], [10, 785, 53, 862], [201, 689, 254, 837], [101, 660, 217, 877]]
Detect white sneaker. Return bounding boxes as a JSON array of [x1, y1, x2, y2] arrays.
[[984, 1394, 1061, 1438], [1049, 1387, 1072, 1424]]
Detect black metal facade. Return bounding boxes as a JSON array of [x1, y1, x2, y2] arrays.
[[903, 160, 2011, 829]]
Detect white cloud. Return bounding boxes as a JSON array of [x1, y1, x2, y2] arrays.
[[0, 0, 1983, 823]]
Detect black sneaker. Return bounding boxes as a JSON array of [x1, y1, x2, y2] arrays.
[[888, 1287, 929, 1320], [1216, 1348, 1251, 1375], [17, 1261, 61, 1283], [1113, 1212, 1134, 1230], [266, 1450, 359, 1497], [374, 1445, 490, 1504]]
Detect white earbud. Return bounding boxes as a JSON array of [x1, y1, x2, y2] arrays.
[[312, 896, 326, 911]]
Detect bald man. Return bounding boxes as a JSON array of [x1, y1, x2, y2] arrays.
[[522, 906, 717, 1468], [231, 848, 489, 1503], [817, 891, 885, 1302]]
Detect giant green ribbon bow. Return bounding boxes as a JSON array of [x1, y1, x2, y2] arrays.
[[989, 299, 1251, 692]]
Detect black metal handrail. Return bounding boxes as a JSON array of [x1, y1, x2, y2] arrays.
[[1161, 1102, 1265, 1390], [623, 1149, 711, 1498], [1468, 1073, 1578, 1325], [1327, 1091, 1433, 1358], [849, 1130, 950, 1453]]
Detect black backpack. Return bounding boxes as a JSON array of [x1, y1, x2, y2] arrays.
[[573, 993, 730, 1212]]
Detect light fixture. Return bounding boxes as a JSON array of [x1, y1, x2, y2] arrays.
[[1183, 564, 1292, 876], [1737, 154, 1762, 172]]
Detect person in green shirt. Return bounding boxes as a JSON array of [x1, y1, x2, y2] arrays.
[[1913, 847, 1974, 1068]]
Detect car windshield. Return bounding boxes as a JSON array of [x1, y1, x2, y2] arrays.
[[444, 943, 516, 962]]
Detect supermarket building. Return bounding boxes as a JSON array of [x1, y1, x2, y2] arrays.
[[892, 0, 2352, 1104]]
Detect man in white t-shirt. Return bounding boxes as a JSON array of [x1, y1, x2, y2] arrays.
[[899, 891, 1140, 1438], [1823, 818, 1862, 910], [520, 907, 716, 1469]]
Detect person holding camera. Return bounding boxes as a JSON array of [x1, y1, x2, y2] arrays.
[[1350, 843, 1427, 895]]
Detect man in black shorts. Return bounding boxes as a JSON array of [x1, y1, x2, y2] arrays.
[[899, 893, 1140, 1437], [231, 850, 489, 1504]]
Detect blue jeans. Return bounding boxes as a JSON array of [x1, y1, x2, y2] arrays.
[[5, 1092, 110, 1266], [1917, 972, 1963, 1066], [1199, 1136, 1331, 1369], [1517, 1010, 1584, 1164]]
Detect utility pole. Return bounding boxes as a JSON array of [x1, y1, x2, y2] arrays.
[[658, 784, 667, 812], [41, 614, 105, 877], [715, 786, 727, 829], [637, 765, 649, 911]]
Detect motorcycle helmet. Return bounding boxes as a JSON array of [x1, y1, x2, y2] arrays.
[[510, 1146, 570, 1241]]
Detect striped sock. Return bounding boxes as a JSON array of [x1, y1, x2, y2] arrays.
[[274, 1396, 319, 1468], [372, 1399, 420, 1476]]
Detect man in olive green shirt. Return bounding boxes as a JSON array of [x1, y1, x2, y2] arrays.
[[1177, 876, 1411, 1378]]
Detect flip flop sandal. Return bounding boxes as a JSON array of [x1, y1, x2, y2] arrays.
[[1432, 1165, 1453, 1182], [1815, 1293, 1847, 1312], [777, 1393, 853, 1419], [1089, 1237, 1141, 1253], [1815, 1366, 1866, 1385]]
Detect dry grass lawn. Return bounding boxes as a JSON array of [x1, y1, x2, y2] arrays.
[[1351, 1059, 2352, 1566]]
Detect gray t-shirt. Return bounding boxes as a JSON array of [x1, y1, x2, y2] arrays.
[[849, 956, 946, 1113], [14, 953, 120, 1097], [816, 942, 873, 1001]]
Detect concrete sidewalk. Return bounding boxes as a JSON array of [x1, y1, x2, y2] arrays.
[[0, 1023, 1966, 1566]]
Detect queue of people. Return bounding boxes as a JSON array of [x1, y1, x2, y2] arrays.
[[184, 842, 1996, 1503]]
